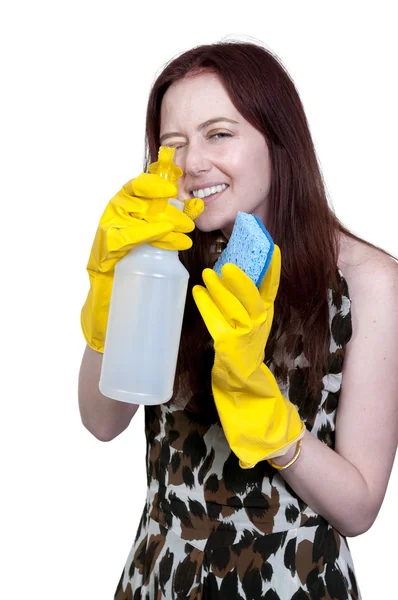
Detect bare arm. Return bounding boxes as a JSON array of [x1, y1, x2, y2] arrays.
[[271, 252, 398, 537], [78, 345, 139, 441]]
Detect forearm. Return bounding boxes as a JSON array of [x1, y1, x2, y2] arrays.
[[271, 429, 373, 537], [78, 345, 139, 441]]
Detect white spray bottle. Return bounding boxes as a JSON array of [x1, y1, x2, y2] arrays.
[[99, 147, 189, 405]]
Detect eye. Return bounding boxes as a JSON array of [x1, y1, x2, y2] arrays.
[[162, 141, 187, 151], [208, 132, 233, 140]]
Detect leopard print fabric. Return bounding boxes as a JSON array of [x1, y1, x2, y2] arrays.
[[114, 270, 361, 599]]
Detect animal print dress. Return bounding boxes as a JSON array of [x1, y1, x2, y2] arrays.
[[114, 270, 361, 599]]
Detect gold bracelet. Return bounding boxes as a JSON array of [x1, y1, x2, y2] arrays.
[[267, 439, 302, 471]]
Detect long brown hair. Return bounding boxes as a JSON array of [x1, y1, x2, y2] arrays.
[[144, 41, 386, 415]]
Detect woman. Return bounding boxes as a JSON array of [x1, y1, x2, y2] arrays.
[[78, 41, 398, 599]]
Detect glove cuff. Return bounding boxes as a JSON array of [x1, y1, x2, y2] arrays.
[[212, 361, 306, 469], [80, 305, 105, 353], [80, 272, 113, 353]]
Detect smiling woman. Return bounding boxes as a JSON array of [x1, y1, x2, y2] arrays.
[[159, 73, 271, 235], [78, 40, 398, 600]]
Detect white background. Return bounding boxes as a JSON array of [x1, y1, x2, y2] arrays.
[[1, 1, 396, 598]]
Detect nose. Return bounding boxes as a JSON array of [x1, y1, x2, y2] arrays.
[[182, 141, 211, 177]]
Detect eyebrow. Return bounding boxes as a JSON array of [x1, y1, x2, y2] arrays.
[[159, 117, 239, 145]]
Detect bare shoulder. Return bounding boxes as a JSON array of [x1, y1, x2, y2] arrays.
[[338, 233, 398, 294]]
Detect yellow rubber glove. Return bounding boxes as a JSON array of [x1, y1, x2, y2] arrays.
[[192, 246, 305, 469], [81, 173, 204, 353]]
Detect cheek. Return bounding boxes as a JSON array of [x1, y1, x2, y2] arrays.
[[254, 159, 272, 192], [174, 152, 185, 175], [219, 140, 270, 186], [210, 147, 243, 183], [249, 145, 271, 192]]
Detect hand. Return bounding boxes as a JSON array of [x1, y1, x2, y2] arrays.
[[81, 173, 204, 352], [192, 246, 281, 382], [193, 247, 305, 469]]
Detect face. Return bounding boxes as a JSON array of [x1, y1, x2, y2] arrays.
[[160, 71, 272, 237]]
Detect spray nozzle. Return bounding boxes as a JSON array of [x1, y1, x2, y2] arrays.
[[148, 146, 183, 182], [148, 146, 184, 211]]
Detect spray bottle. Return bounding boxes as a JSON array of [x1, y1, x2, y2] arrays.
[[99, 147, 189, 405]]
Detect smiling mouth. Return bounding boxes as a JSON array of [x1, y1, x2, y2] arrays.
[[191, 183, 229, 199]]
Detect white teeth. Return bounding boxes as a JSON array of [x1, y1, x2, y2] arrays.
[[192, 183, 228, 198]]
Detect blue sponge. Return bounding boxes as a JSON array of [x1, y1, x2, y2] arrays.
[[213, 212, 274, 287]]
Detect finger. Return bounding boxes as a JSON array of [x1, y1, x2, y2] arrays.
[[183, 198, 205, 221], [201, 268, 251, 328], [124, 173, 178, 199], [150, 231, 193, 251], [220, 263, 265, 320], [111, 188, 147, 216], [117, 191, 195, 234], [152, 203, 196, 233], [113, 189, 167, 223], [258, 245, 281, 308], [106, 220, 174, 254], [192, 284, 229, 340]]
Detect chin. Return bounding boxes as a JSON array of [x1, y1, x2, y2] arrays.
[[194, 211, 236, 235]]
